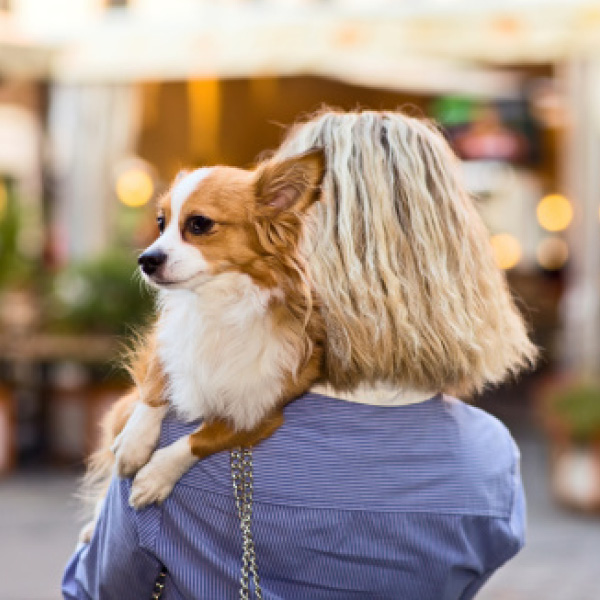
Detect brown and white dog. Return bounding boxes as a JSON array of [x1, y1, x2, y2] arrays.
[[82, 150, 326, 538]]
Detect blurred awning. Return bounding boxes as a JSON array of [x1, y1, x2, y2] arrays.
[[2, 1, 600, 92], [0, 12, 53, 78]]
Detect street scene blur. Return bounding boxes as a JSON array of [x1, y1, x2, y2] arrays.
[[1, 0, 600, 598]]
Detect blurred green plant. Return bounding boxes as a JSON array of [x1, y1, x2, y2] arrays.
[[430, 95, 475, 127], [544, 381, 600, 445], [0, 178, 37, 289], [47, 249, 154, 335]]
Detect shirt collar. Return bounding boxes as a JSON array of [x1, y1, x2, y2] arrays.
[[310, 382, 437, 406]]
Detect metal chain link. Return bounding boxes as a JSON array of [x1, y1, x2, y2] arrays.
[[151, 569, 167, 599], [231, 447, 263, 600]]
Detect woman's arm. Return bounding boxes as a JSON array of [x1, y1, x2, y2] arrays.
[[62, 477, 164, 600]]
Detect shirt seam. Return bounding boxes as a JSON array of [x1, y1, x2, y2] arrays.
[[129, 480, 167, 555], [152, 503, 166, 555], [171, 479, 512, 518], [127, 479, 143, 550], [508, 437, 519, 532]]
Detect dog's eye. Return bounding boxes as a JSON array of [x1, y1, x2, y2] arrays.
[[187, 215, 214, 236], [157, 215, 166, 234]]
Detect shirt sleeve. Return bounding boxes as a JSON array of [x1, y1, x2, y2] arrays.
[[458, 437, 526, 600], [62, 476, 164, 600]]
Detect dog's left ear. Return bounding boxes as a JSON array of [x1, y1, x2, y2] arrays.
[[174, 169, 190, 184], [255, 149, 325, 215]]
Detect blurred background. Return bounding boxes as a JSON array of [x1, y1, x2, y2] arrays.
[[0, 0, 599, 598]]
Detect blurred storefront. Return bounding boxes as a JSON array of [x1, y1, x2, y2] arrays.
[[0, 0, 600, 473]]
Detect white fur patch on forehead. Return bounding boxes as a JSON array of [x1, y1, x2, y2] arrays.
[[171, 167, 213, 220]]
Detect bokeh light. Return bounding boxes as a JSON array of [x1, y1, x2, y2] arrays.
[[537, 236, 569, 270], [490, 233, 522, 270], [115, 168, 154, 207], [536, 194, 573, 232]]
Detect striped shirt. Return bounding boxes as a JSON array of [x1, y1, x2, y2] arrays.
[[62, 392, 525, 599]]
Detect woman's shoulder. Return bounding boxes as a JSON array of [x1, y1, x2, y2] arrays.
[[282, 391, 518, 466], [440, 394, 521, 469], [275, 392, 520, 515], [158, 393, 519, 517]]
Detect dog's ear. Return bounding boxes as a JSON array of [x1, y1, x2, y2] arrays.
[[173, 169, 190, 185], [255, 149, 325, 215]]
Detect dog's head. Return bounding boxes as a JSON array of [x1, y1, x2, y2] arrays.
[[138, 150, 325, 293]]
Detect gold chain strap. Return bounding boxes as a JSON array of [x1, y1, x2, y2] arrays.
[[151, 569, 167, 599], [231, 447, 263, 600], [150, 449, 262, 600]]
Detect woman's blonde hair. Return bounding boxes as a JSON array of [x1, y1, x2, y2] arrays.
[[275, 109, 537, 396]]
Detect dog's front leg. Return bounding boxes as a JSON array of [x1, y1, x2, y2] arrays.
[[189, 410, 285, 459], [128, 411, 284, 509], [113, 355, 168, 478]]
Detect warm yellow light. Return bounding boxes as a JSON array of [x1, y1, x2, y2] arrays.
[[0, 181, 6, 219], [537, 237, 569, 270], [490, 233, 522, 270], [536, 194, 573, 232], [188, 79, 221, 161], [116, 169, 154, 207]]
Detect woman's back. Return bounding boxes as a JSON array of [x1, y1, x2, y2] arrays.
[[64, 392, 524, 599]]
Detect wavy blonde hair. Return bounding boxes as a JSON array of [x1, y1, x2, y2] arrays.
[[275, 109, 537, 396]]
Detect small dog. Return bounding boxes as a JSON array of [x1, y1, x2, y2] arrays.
[[81, 149, 326, 539]]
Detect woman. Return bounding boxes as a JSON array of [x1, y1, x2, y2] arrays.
[[63, 110, 535, 599]]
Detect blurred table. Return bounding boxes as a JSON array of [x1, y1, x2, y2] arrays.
[[0, 332, 120, 363], [0, 332, 124, 468]]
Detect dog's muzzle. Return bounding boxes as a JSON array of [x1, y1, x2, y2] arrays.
[[138, 249, 167, 276]]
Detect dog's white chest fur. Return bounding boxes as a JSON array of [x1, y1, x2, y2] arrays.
[[156, 272, 297, 430]]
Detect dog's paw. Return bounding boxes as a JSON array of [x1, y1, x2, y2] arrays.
[[129, 437, 197, 509], [78, 520, 96, 544], [112, 403, 167, 478], [129, 457, 176, 509], [114, 432, 157, 479]]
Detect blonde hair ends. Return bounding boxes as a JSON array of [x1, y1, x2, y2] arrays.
[[276, 110, 537, 396]]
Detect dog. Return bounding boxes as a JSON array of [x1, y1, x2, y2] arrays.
[[80, 149, 326, 540]]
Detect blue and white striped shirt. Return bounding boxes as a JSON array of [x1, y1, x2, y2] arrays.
[[62, 393, 525, 599]]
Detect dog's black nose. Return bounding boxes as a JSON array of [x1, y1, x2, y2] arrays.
[[138, 249, 167, 275]]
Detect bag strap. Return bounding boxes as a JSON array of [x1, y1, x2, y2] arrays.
[[150, 448, 263, 600], [231, 447, 263, 599], [151, 568, 167, 599]]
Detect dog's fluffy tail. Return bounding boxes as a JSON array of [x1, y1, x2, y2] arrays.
[[79, 390, 138, 518]]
